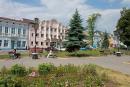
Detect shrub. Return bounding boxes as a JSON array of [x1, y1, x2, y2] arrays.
[[63, 64, 78, 73], [27, 67, 35, 74], [10, 64, 27, 76], [68, 51, 89, 57], [0, 66, 8, 76], [81, 64, 97, 76], [38, 63, 55, 75], [84, 75, 104, 87]]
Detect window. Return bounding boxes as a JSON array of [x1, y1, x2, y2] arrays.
[[0, 26, 2, 34], [11, 28, 15, 34], [32, 33, 33, 37], [41, 26, 44, 30], [4, 40, 8, 47], [51, 28, 53, 32], [17, 41, 21, 47], [41, 42, 43, 46], [47, 28, 49, 32], [5, 27, 8, 34], [54, 35, 56, 38], [0, 40, 2, 46], [51, 35, 53, 38], [31, 41, 33, 46], [22, 41, 26, 47], [41, 34, 44, 37], [36, 42, 38, 45], [36, 33, 39, 37], [54, 28, 56, 32], [23, 29, 26, 35], [46, 42, 48, 46], [18, 28, 21, 35], [46, 34, 48, 38]]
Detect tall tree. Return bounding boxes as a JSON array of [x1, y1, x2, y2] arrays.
[[116, 8, 130, 48], [101, 32, 109, 49], [87, 13, 101, 46], [65, 9, 86, 52]]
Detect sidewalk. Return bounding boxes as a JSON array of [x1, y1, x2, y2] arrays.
[[0, 55, 130, 75]]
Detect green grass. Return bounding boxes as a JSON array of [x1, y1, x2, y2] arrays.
[[1, 64, 130, 87], [0, 51, 29, 59], [0, 54, 10, 59], [0, 49, 130, 59], [43, 50, 102, 58], [0, 64, 114, 87]]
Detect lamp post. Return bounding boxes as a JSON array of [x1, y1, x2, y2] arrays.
[[114, 29, 123, 51], [114, 31, 120, 52], [32, 18, 39, 59]]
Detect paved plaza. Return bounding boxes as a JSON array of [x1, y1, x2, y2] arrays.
[[0, 55, 130, 75]]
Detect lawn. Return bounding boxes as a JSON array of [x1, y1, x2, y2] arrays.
[[96, 66, 130, 87], [0, 49, 130, 59], [43, 50, 102, 58], [0, 51, 29, 59]]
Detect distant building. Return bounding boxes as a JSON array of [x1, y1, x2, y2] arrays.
[[29, 19, 67, 49], [93, 30, 103, 48], [0, 17, 31, 50]]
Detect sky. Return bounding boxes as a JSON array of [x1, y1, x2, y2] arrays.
[[0, 0, 130, 33]]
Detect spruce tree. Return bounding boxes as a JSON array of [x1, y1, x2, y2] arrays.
[[65, 9, 86, 52], [101, 32, 109, 49]]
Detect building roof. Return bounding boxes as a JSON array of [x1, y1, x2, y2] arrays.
[[0, 17, 34, 24]]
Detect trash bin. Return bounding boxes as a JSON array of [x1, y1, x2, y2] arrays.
[[32, 53, 38, 59], [116, 52, 121, 57]]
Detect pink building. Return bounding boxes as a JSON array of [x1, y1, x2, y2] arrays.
[[29, 19, 67, 49]]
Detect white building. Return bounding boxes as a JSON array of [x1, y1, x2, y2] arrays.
[[0, 17, 30, 50], [29, 19, 67, 49]]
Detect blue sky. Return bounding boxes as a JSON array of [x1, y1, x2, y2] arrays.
[[0, 0, 130, 33], [13, 0, 130, 9]]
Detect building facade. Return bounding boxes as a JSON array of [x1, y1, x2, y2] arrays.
[[93, 31, 103, 48], [0, 17, 30, 50], [29, 19, 67, 49]]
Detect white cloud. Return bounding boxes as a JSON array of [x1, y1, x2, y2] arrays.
[[121, 0, 130, 5], [0, 0, 122, 33], [107, 0, 117, 3]]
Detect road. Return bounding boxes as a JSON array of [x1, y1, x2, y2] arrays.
[[0, 55, 130, 75]]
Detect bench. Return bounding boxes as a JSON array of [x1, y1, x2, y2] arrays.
[[115, 52, 122, 56], [99, 50, 107, 55], [29, 48, 43, 57]]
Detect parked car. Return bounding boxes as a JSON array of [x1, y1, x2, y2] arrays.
[[80, 46, 93, 50]]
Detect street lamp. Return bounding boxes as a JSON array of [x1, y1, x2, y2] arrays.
[[32, 18, 39, 59], [114, 29, 123, 52], [114, 31, 120, 52]]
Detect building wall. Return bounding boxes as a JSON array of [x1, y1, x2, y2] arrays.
[[0, 17, 29, 50], [29, 19, 67, 49]]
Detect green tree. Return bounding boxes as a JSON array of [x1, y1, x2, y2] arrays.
[[87, 13, 101, 46], [65, 9, 86, 52], [101, 32, 109, 49], [116, 8, 130, 48]]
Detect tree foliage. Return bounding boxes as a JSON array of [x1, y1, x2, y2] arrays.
[[101, 32, 109, 49], [116, 8, 130, 47], [87, 13, 101, 46], [65, 9, 86, 52]]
